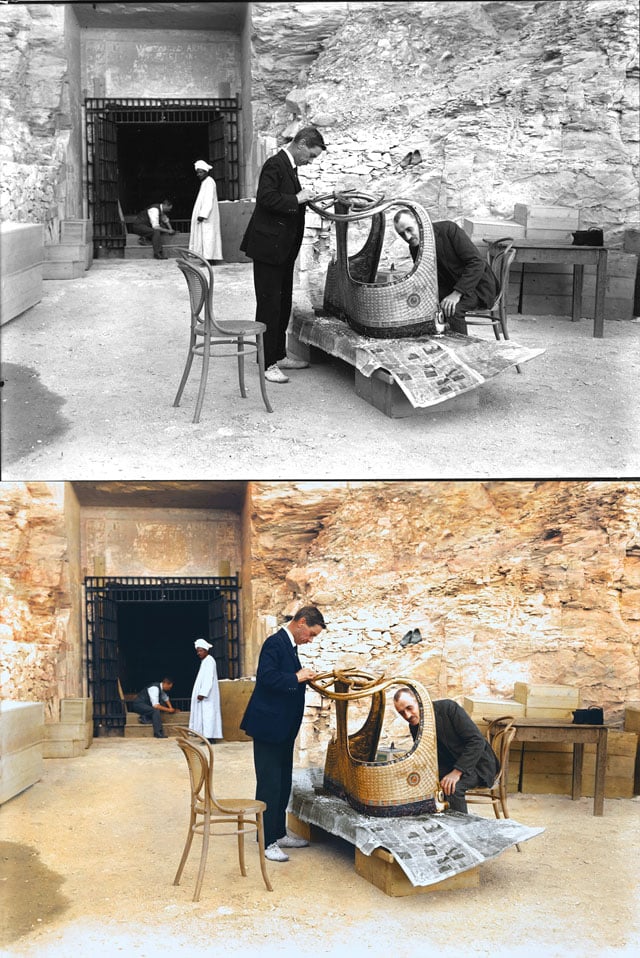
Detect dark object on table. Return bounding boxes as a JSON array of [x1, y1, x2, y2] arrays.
[[572, 707, 604, 725], [572, 228, 603, 247]]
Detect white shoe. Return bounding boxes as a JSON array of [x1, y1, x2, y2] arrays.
[[264, 841, 289, 862], [278, 833, 310, 848], [278, 356, 309, 370], [265, 364, 289, 384]]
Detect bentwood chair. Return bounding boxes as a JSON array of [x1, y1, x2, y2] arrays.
[[173, 249, 273, 423], [465, 238, 521, 372], [173, 727, 273, 901], [466, 715, 521, 849]]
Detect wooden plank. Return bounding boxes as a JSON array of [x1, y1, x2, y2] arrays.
[[514, 683, 581, 704], [624, 706, 640, 733], [463, 218, 525, 241], [525, 228, 575, 243], [463, 697, 525, 720]]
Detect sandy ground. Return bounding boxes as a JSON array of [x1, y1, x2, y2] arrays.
[[1, 738, 639, 958], [1, 260, 639, 480]]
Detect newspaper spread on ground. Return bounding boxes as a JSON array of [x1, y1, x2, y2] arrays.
[[289, 767, 544, 888], [290, 310, 545, 409]]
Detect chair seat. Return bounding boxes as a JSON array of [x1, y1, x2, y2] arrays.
[[213, 320, 268, 336], [194, 797, 267, 816]]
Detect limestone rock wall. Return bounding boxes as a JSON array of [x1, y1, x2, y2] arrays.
[[251, 0, 639, 246], [0, 482, 75, 721], [248, 481, 640, 741], [0, 4, 80, 237]]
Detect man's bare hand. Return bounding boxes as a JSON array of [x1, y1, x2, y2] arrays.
[[440, 769, 463, 796], [440, 291, 462, 319], [296, 189, 312, 204], [296, 667, 317, 683]]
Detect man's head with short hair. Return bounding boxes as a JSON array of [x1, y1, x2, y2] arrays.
[[161, 677, 174, 691], [161, 199, 174, 212], [289, 605, 326, 645], [289, 127, 326, 166], [393, 208, 419, 249], [393, 686, 420, 726]]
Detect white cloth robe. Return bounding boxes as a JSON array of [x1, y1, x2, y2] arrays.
[[189, 176, 223, 260], [189, 654, 223, 739]]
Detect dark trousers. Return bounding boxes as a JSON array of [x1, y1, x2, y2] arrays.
[[130, 701, 164, 737], [252, 258, 296, 368], [447, 290, 485, 335], [130, 223, 164, 256], [253, 737, 295, 846], [443, 767, 482, 813]]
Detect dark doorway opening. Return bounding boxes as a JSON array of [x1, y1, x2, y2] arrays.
[[85, 576, 241, 734], [117, 600, 209, 703], [86, 98, 240, 252], [117, 122, 209, 225]]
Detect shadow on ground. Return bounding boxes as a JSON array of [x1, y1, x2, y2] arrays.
[[1, 363, 69, 466], [0, 841, 69, 947]]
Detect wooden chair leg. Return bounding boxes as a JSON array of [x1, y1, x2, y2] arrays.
[[193, 811, 211, 902], [173, 811, 196, 886], [174, 333, 196, 407], [237, 814, 247, 877], [237, 336, 247, 398], [256, 335, 273, 414], [257, 811, 273, 892], [193, 334, 211, 424]]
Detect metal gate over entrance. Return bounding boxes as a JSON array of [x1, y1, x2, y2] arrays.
[[85, 575, 241, 734], [85, 97, 240, 254]]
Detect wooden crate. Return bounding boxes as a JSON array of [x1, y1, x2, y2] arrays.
[[624, 705, 640, 733], [525, 227, 575, 244], [462, 218, 525, 243], [462, 696, 525, 721], [354, 847, 480, 897], [60, 219, 92, 244], [519, 730, 638, 798], [513, 204, 581, 230], [0, 702, 44, 805], [60, 698, 93, 724], [514, 682, 581, 718], [0, 223, 44, 325], [354, 367, 479, 420]]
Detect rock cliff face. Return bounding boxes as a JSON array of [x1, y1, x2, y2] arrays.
[[251, 0, 639, 243], [0, 4, 76, 236], [248, 480, 640, 726]]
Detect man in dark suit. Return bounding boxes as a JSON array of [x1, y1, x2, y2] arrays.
[[393, 687, 499, 813], [240, 127, 326, 383], [393, 209, 498, 334], [240, 606, 326, 861]]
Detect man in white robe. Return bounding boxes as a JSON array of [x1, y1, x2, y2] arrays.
[[189, 638, 223, 742], [189, 160, 223, 262]]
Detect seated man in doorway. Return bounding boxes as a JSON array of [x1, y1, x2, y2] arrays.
[[393, 209, 498, 334], [130, 677, 178, 739], [393, 687, 499, 813], [130, 199, 176, 259]]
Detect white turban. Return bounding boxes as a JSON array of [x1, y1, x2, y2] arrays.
[[194, 638, 212, 650], [194, 160, 212, 172]]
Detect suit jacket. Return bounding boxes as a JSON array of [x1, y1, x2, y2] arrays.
[[240, 628, 306, 744], [411, 699, 499, 787], [240, 150, 306, 266], [411, 221, 498, 307]]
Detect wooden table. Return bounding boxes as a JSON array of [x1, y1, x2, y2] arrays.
[[494, 717, 608, 816], [511, 240, 608, 338]]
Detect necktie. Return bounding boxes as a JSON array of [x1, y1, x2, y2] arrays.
[[293, 167, 301, 192]]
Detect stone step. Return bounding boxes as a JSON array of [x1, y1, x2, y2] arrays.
[[124, 231, 189, 260], [124, 709, 190, 737]]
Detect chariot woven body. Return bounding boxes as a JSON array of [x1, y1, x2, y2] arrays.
[[308, 669, 442, 817], [309, 193, 440, 339]]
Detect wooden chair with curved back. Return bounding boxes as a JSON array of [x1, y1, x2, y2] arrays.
[[465, 237, 521, 373], [173, 727, 273, 901], [173, 248, 273, 423], [466, 715, 521, 849]]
